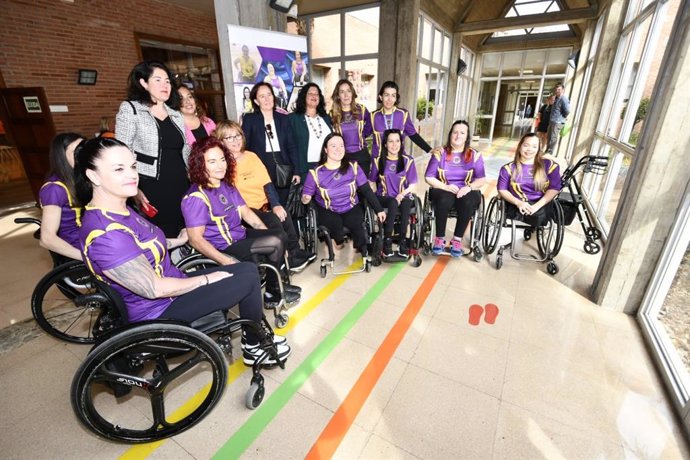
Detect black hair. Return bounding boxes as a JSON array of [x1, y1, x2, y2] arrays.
[[47, 132, 83, 203], [126, 60, 179, 109], [378, 129, 405, 176], [74, 137, 129, 205], [318, 132, 349, 174], [294, 83, 328, 117], [378, 81, 400, 105], [249, 82, 275, 112]]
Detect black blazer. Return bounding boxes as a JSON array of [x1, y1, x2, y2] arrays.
[[242, 111, 296, 168], [288, 111, 333, 178]]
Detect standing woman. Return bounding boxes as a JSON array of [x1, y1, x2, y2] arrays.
[[536, 95, 554, 153], [425, 120, 485, 258], [329, 79, 374, 176], [497, 132, 561, 227], [242, 82, 298, 205], [178, 86, 216, 145], [38, 132, 84, 263], [263, 63, 288, 110], [301, 133, 386, 257], [289, 83, 333, 182], [115, 60, 190, 238], [369, 129, 418, 257], [291, 51, 308, 86], [370, 81, 432, 161]]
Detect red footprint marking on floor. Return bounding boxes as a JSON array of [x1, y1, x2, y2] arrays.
[[484, 303, 500, 325], [469, 304, 484, 326]]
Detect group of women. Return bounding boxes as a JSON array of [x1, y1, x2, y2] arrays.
[[36, 59, 561, 367]]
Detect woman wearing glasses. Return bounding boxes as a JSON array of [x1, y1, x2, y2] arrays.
[[241, 82, 298, 206]]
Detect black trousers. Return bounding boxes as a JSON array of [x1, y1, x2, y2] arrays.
[[160, 262, 263, 343], [377, 195, 413, 239], [504, 200, 557, 228], [346, 147, 371, 177], [315, 204, 367, 253], [430, 188, 481, 239], [253, 208, 300, 255]]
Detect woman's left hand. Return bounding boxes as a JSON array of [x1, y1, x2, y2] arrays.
[[273, 205, 288, 222], [377, 211, 387, 223], [457, 185, 472, 198]]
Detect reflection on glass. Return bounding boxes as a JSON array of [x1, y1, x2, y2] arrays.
[[345, 7, 379, 55], [658, 244, 690, 371], [482, 53, 500, 77], [524, 50, 546, 75], [502, 51, 523, 77], [443, 35, 451, 67], [421, 19, 432, 60], [312, 15, 341, 59], [344, 59, 378, 112], [312, 62, 342, 111], [545, 48, 569, 74], [433, 29, 443, 64]]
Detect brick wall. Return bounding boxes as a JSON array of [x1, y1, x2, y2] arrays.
[[0, 0, 218, 136]]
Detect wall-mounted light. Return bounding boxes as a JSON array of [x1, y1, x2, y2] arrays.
[[567, 50, 580, 69], [268, 0, 295, 13], [78, 69, 98, 85], [457, 58, 468, 75]]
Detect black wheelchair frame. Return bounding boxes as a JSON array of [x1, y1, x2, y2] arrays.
[[369, 194, 424, 268], [420, 189, 486, 261]]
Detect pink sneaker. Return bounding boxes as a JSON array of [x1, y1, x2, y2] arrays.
[[432, 237, 445, 255], [450, 238, 464, 258]]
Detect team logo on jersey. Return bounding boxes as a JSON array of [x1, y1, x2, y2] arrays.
[[219, 194, 228, 205], [388, 163, 397, 172], [452, 154, 462, 165], [334, 173, 341, 180]]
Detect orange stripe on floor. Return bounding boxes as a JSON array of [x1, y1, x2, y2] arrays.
[[305, 257, 449, 459]]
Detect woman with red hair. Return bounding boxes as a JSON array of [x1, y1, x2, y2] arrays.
[[181, 136, 300, 306], [424, 120, 485, 257]]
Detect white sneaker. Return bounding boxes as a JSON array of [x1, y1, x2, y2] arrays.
[[242, 341, 291, 366]]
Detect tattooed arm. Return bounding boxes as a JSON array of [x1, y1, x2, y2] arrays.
[[104, 255, 231, 299]]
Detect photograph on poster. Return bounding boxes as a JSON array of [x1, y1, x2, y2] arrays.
[[228, 24, 307, 119]]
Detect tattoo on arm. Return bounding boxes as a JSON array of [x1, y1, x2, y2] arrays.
[[105, 255, 157, 299]]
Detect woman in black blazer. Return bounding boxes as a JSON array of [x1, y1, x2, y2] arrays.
[[242, 82, 298, 205], [288, 83, 333, 183]]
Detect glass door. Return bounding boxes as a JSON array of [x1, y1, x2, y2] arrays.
[[638, 184, 690, 434]]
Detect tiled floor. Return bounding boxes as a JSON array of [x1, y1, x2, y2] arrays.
[[1, 147, 688, 458]]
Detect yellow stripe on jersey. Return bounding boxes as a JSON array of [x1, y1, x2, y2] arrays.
[[40, 180, 83, 227], [187, 188, 235, 248]]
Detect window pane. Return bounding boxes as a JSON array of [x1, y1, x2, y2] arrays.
[[545, 48, 569, 74], [481, 53, 500, 77], [658, 243, 690, 372], [344, 59, 378, 112], [421, 20, 432, 60], [312, 61, 342, 112], [433, 29, 443, 64], [312, 15, 341, 59], [345, 7, 379, 55], [502, 51, 523, 77], [443, 35, 451, 67], [523, 49, 546, 76]]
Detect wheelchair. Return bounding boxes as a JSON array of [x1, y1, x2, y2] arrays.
[[482, 195, 565, 275], [369, 194, 424, 268], [70, 279, 286, 443], [300, 201, 377, 277], [420, 189, 485, 261]]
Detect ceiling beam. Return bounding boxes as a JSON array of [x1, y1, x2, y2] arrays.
[[479, 36, 580, 53], [455, 7, 598, 34]]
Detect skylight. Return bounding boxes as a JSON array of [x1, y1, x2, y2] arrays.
[[491, 0, 571, 38]]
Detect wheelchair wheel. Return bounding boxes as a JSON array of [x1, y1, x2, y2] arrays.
[[32, 260, 116, 344], [71, 323, 227, 443], [301, 205, 319, 255], [537, 201, 565, 259], [421, 192, 435, 256], [482, 196, 504, 255], [584, 241, 600, 254], [245, 381, 265, 410], [410, 195, 424, 252], [176, 255, 218, 274]]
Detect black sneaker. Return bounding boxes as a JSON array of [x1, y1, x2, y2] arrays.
[[242, 341, 291, 366], [284, 283, 302, 294], [382, 237, 394, 257], [288, 254, 309, 272], [241, 329, 287, 346], [398, 239, 410, 257], [264, 290, 301, 306]]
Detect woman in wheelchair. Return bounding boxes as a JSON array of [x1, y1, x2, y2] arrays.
[[425, 120, 485, 257], [181, 136, 301, 307], [74, 136, 290, 366], [496, 132, 561, 227], [213, 120, 314, 271], [301, 132, 386, 256], [38, 132, 85, 263], [369, 129, 418, 257]]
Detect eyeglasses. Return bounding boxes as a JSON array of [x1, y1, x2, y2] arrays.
[[223, 134, 242, 142]]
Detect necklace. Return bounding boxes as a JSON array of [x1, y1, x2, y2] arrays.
[[306, 114, 323, 138]]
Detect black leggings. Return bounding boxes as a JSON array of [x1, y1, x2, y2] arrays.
[[377, 195, 413, 238], [316, 204, 367, 253], [253, 208, 300, 255], [504, 200, 557, 228], [222, 228, 286, 291], [160, 262, 263, 343], [346, 147, 371, 177], [430, 188, 481, 239]]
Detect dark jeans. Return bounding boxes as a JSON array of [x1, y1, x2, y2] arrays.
[[315, 204, 367, 253], [377, 195, 413, 239], [430, 188, 481, 238], [160, 262, 263, 343], [504, 200, 556, 228]]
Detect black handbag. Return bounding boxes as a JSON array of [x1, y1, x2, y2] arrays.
[[265, 123, 293, 188]]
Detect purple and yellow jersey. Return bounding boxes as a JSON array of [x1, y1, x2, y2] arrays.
[[334, 104, 373, 153], [370, 107, 418, 160], [370, 154, 418, 198], [425, 148, 485, 187], [497, 159, 561, 202], [79, 205, 185, 322], [38, 175, 82, 249], [303, 162, 367, 213], [181, 182, 247, 251]]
